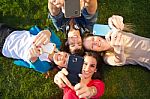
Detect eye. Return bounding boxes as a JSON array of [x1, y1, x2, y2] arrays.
[[90, 64, 96, 68], [70, 44, 75, 47], [65, 54, 68, 58], [78, 42, 82, 46], [83, 62, 87, 65]]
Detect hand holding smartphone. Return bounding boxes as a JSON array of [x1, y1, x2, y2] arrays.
[[64, 0, 81, 18], [67, 55, 84, 86], [93, 24, 111, 36], [41, 43, 56, 54]]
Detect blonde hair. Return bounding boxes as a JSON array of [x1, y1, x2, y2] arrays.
[[123, 23, 135, 33]]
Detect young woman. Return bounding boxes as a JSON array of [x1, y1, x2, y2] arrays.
[[83, 15, 150, 70], [54, 52, 105, 99], [48, 0, 98, 55], [0, 23, 69, 73]]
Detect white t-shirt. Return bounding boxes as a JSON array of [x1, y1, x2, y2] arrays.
[[2, 31, 36, 63]]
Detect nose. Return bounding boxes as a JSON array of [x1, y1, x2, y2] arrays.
[[84, 65, 90, 71], [58, 54, 64, 61], [93, 42, 98, 45]]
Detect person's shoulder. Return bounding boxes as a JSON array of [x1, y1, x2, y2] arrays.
[[89, 79, 104, 85]]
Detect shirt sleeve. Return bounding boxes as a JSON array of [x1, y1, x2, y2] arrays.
[[88, 80, 105, 98], [103, 52, 126, 66]]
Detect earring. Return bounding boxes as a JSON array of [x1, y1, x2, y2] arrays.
[[74, 24, 79, 30], [66, 25, 70, 31]]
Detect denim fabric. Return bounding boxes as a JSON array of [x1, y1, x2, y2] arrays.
[[48, 8, 98, 33]]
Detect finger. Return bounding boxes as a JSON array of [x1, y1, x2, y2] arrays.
[[78, 91, 90, 99], [108, 17, 115, 29], [112, 16, 120, 29], [74, 83, 82, 91], [113, 15, 124, 30], [30, 46, 37, 57], [105, 31, 112, 43], [114, 32, 122, 46], [61, 68, 68, 75], [75, 86, 86, 96], [57, 70, 73, 88], [78, 74, 86, 84], [34, 34, 45, 46], [43, 38, 49, 45], [54, 74, 66, 88], [110, 30, 118, 46]]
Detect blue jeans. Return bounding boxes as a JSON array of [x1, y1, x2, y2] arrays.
[[48, 8, 98, 33]]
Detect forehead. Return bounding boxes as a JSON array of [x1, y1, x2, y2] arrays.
[[84, 36, 93, 40], [84, 56, 97, 63], [68, 29, 80, 36], [57, 51, 67, 55]]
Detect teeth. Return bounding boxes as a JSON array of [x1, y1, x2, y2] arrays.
[[73, 35, 77, 37]]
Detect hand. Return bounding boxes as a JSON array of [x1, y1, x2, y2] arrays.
[[28, 45, 41, 62], [48, 0, 64, 8], [105, 31, 124, 54], [108, 15, 124, 30], [74, 74, 96, 98], [33, 30, 51, 47], [54, 68, 74, 89]]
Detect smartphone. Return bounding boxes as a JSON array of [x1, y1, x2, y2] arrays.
[[93, 24, 111, 36], [41, 43, 56, 54], [64, 0, 81, 18], [67, 55, 84, 86]]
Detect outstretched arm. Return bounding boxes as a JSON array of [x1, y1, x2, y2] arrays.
[[108, 15, 124, 30], [83, 0, 98, 14], [74, 74, 105, 98], [48, 0, 64, 16], [105, 31, 126, 66], [54, 68, 74, 89]]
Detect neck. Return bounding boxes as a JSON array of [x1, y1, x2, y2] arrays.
[[81, 77, 92, 85]]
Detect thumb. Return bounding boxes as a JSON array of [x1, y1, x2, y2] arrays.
[[78, 74, 86, 84]]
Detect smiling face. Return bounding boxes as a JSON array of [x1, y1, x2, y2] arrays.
[[53, 52, 69, 68], [82, 55, 97, 79], [67, 29, 82, 53], [83, 36, 110, 52]]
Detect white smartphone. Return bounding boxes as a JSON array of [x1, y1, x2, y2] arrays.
[[64, 0, 81, 18], [93, 24, 111, 36], [41, 43, 56, 54]]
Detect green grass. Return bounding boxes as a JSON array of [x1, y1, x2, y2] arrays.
[[0, 0, 150, 98]]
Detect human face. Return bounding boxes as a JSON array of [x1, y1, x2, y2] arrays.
[[68, 29, 82, 53], [82, 55, 97, 79], [83, 36, 110, 52], [53, 52, 69, 68]]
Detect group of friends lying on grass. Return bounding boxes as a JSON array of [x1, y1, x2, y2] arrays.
[[0, 0, 150, 98]]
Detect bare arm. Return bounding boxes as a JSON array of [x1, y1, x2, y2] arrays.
[[48, 0, 64, 16], [84, 0, 98, 14]]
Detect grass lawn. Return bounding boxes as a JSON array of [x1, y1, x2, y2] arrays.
[[0, 0, 150, 98]]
